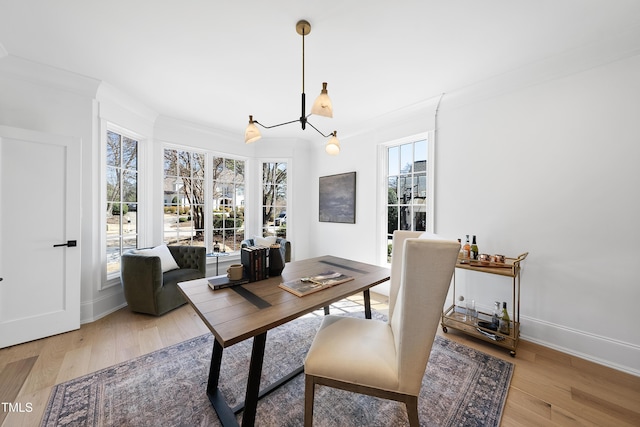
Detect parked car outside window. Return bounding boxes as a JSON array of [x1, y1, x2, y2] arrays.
[[275, 212, 286, 226]]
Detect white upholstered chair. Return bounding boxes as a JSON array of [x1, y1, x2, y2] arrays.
[[303, 231, 460, 426]]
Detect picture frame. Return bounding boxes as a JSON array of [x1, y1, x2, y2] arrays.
[[319, 172, 356, 224]]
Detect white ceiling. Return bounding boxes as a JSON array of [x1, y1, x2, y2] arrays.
[[1, 1, 640, 140]]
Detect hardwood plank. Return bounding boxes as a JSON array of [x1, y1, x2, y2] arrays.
[[86, 320, 117, 373], [19, 343, 66, 395], [114, 312, 140, 362], [2, 387, 50, 427], [506, 387, 552, 420], [0, 356, 38, 425], [138, 326, 163, 355], [550, 405, 602, 427], [571, 386, 640, 426], [0, 356, 38, 402], [55, 346, 91, 384]]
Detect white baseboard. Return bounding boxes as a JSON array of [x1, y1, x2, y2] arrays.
[[520, 316, 640, 377], [80, 291, 127, 324]]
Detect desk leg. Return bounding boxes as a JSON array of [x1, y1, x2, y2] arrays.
[[206, 332, 302, 427], [363, 289, 372, 319], [207, 340, 238, 426], [208, 339, 223, 392], [242, 332, 267, 426]]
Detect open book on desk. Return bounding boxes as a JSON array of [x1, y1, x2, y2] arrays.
[[279, 271, 354, 297]]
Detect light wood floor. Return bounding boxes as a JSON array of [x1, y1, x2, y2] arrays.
[[1, 294, 639, 426]]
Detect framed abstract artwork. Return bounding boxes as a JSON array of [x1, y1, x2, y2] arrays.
[[319, 172, 356, 224]]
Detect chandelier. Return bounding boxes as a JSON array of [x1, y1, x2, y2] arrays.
[[244, 20, 341, 155]]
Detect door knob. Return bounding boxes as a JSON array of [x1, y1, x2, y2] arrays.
[[53, 240, 77, 248]]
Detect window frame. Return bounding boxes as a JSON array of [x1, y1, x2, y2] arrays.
[[161, 144, 249, 255], [210, 155, 246, 253], [260, 160, 289, 240], [378, 131, 434, 265], [101, 123, 147, 289]]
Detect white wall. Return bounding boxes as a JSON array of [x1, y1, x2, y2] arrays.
[[308, 54, 640, 375], [436, 54, 640, 375]]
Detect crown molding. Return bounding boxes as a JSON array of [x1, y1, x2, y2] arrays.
[[0, 54, 100, 98], [442, 23, 640, 111], [96, 82, 159, 126]]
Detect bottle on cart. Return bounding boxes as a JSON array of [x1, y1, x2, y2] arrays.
[[491, 301, 501, 330], [470, 235, 479, 260], [463, 235, 471, 259], [499, 301, 511, 335]]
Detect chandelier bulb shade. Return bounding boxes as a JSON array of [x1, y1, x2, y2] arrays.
[[325, 131, 340, 156], [311, 82, 333, 118], [244, 115, 262, 144], [243, 20, 341, 155]]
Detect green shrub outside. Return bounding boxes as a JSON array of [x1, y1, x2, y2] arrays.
[[111, 203, 129, 215]]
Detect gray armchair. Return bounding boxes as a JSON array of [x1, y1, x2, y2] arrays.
[[241, 237, 291, 262], [121, 245, 206, 316]]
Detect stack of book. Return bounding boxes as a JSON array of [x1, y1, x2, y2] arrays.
[[241, 246, 269, 282]]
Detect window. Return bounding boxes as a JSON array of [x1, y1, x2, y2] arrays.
[[105, 130, 138, 276], [163, 149, 206, 247], [212, 157, 245, 252], [163, 149, 246, 252], [385, 136, 430, 261], [261, 162, 287, 238]]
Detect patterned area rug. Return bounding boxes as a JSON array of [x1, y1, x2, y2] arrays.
[[41, 312, 513, 426]]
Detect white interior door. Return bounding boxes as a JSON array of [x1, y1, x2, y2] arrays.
[[0, 125, 81, 348]]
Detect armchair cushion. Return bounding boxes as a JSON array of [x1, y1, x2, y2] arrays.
[[253, 235, 278, 247], [134, 244, 180, 272]]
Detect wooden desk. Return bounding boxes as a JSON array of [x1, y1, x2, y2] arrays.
[[178, 255, 390, 427]]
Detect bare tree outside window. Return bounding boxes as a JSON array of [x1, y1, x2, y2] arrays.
[[262, 162, 287, 238], [163, 149, 205, 246], [163, 149, 246, 252], [106, 130, 138, 275], [212, 157, 245, 252]]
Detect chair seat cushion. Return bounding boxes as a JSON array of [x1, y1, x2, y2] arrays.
[[304, 315, 399, 392]]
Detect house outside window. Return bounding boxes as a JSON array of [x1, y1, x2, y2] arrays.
[[261, 162, 287, 239], [384, 134, 431, 262], [163, 148, 246, 253], [105, 129, 138, 277], [163, 149, 206, 247]]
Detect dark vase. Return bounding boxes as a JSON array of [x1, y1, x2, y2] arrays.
[[269, 247, 285, 276]]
